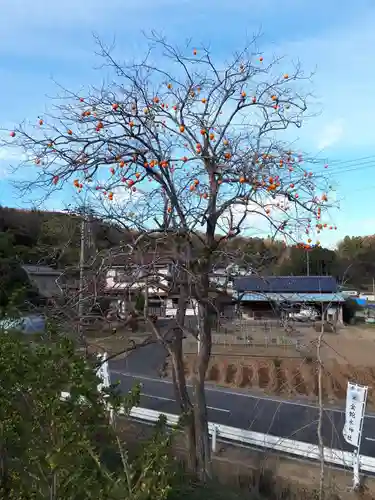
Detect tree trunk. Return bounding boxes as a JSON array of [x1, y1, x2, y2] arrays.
[[0, 437, 10, 498], [192, 300, 213, 481], [169, 285, 198, 472], [171, 361, 197, 471], [144, 276, 149, 319]]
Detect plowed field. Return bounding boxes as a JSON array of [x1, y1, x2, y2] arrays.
[[164, 356, 375, 408], [162, 324, 375, 408]]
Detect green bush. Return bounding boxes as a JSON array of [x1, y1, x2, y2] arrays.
[[0, 329, 175, 499]]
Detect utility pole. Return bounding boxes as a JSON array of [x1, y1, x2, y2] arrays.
[[78, 216, 86, 341], [306, 250, 310, 277], [144, 275, 149, 320]]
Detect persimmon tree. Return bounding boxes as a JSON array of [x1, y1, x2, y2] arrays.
[[4, 33, 333, 480]]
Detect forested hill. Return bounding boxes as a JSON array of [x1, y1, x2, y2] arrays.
[[0, 206, 374, 290], [0, 206, 125, 268]]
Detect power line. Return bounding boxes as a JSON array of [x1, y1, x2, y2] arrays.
[[321, 155, 375, 166], [315, 161, 375, 177]]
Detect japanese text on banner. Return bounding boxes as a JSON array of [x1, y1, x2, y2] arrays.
[[343, 382, 367, 447]]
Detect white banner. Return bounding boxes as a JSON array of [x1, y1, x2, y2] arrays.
[[96, 352, 110, 392], [343, 382, 368, 447]]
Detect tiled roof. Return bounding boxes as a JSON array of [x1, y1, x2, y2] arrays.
[[234, 276, 338, 293], [22, 265, 61, 276], [103, 253, 177, 267], [235, 292, 345, 303]]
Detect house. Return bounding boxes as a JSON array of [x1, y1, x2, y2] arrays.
[[233, 275, 345, 324], [103, 254, 236, 318], [22, 265, 63, 299], [103, 253, 179, 315], [210, 264, 251, 290]]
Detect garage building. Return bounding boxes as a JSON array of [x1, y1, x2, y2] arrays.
[[233, 276, 345, 324]]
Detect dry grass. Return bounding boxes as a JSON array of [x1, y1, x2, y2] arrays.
[[86, 335, 152, 358], [85, 324, 153, 358], [117, 416, 375, 499], [162, 321, 375, 409]]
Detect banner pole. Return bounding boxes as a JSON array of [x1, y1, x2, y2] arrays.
[[353, 448, 360, 490], [353, 386, 368, 490]]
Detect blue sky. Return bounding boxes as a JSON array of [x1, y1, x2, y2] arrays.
[[1, 0, 375, 248]]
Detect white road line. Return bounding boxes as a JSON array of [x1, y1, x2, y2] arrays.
[[141, 392, 174, 402], [207, 406, 230, 413], [140, 392, 230, 413], [111, 370, 375, 418], [366, 437, 375, 442]]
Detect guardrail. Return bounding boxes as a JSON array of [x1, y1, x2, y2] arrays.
[[61, 390, 375, 475], [129, 407, 375, 475], [63, 354, 375, 484]]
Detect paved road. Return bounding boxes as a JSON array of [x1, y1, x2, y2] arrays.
[[108, 319, 375, 458], [110, 369, 375, 457], [109, 319, 172, 377]]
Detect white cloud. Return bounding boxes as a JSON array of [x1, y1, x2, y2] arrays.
[[111, 185, 143, 205], [218, 194, 291, 237], [0, 0, 192, 60], [0, 165, 8, 179], [317, 119, 344, 151], [0, 147, 28, 163], [276, 11, 375, 151]]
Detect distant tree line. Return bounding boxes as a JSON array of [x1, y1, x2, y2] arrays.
[[0, 206, 373, 314]]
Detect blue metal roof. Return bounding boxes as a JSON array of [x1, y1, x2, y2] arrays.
[[354, 298, 367, 306], [235, 292, 345, 303], [234, 276, 337, 294], [0, 315, 46, 333]]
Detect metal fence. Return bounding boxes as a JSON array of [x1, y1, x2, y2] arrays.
[[148, 306, 166, 316], [60, 391, 375, 480], [210, 333, 306, 350]]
